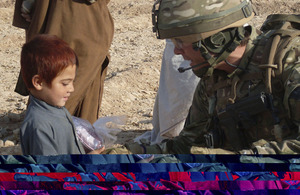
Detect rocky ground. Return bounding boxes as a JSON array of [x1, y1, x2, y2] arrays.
[[0, 0, 299, 154]]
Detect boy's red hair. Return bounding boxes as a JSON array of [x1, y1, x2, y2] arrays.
[[21, 34, 77, 89]]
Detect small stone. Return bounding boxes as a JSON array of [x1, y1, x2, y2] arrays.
[[143, 111, 153, 117], [0, 140, 4, 147], [4, 140, 15, 147], [16, 102, 27, 110]]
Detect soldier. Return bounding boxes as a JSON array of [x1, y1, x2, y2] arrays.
[[106, 0, 300, 154]]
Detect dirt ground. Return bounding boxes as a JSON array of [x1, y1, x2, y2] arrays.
[[0, 0, 299, 155]]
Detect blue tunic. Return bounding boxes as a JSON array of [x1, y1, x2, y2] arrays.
[[20, 95, 85, 155]]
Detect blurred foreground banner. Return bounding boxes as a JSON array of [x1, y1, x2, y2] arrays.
[[0, 154, 300, 193]]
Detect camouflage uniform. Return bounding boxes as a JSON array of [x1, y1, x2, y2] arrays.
[[161, 25, 300, 154], [105, 0, 300, 154]]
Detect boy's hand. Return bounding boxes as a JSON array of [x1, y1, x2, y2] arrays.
[[21, 12, 31, 22], [21, 0, 35, 22], [88, 146, 105, 154]]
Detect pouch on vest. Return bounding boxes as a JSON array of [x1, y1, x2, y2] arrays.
[[217, 92, 275, 151], [221, 14, 300, 150]]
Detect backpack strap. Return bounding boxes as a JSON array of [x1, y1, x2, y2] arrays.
[[256, 14, 300, 94], [212, 14, 300, 102]]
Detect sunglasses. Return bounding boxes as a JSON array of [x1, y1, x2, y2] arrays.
[[171, 38, 192, 49]]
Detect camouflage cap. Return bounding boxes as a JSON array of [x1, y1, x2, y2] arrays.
[[153, 0, 254, 43]]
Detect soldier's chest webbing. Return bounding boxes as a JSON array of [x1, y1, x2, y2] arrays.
[[204, 54, 287, 151], [203, 17, 300, 151]]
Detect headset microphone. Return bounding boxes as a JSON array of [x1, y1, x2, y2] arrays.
[[177, 66, 193, 73], [177, 62, 207, 73]]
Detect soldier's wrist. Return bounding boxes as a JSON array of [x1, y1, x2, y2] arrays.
[[143, 144, 163, 154]]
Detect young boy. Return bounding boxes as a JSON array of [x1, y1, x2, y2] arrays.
[[19, 34, 104, 155]]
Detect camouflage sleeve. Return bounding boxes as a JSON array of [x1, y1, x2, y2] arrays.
[[156, 80, 210, 153]]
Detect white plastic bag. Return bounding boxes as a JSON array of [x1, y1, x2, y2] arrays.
[[93, 115, 127, 148], [72, 115, 127, 150]]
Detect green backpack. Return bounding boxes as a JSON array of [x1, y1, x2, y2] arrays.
[[214, 14, 300, 150], [255, 14, 300, 94]]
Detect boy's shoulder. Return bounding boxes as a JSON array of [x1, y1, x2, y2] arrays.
[[25, 99, 53, 121], [21, 106, 54, 133], [22, 97, 68, 130]]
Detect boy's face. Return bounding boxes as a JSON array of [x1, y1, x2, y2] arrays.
[[39, 64, 76, 107]]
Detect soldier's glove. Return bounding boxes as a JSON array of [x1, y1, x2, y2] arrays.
[[239, 139, 275, 154], [102, 145, 132, 154], [191, 146, 236, 154], [124, 143, 145, 154], [125, 143, 162, 154]]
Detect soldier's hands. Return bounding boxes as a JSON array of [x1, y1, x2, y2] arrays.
[[102, 145, 132, 154], [88, 146, 106, 154], [126, 142, 164, 154], [125, 142, 145, 154]]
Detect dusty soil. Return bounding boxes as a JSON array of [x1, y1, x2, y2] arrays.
[[0, 0, 299, 155]]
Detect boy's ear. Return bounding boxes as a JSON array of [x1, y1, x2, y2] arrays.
[[32, 75, 43, 90]]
